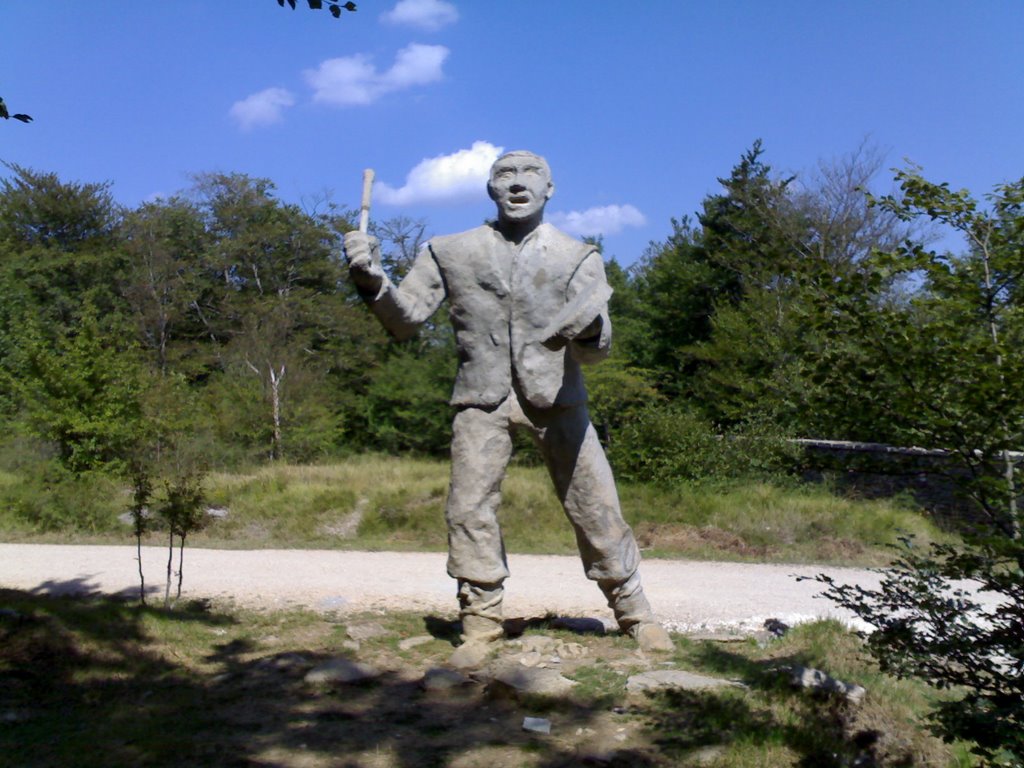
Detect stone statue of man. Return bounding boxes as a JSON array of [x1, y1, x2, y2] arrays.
[[344, 151, 672, 662]]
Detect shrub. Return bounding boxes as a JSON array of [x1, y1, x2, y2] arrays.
[[0, 460, 123, 533], [609, 405, 800, 485], [816, 535, 1024, 765]]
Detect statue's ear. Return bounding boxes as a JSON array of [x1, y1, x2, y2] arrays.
[[545, 181, 556, 201], [487, 181, 498, 201]]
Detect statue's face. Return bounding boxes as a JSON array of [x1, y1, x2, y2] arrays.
[[488, 154, 553, 223]]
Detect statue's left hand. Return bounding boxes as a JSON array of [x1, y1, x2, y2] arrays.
[[572, 314, 603, 343], [541, 313, 602, 350]]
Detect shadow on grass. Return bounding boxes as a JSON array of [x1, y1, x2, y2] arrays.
[[640, 640, 872, 767], [0, 588, 656, 768], [1, 589, 881, 768]]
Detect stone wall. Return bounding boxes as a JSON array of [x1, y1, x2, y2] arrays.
[[795, 439, 1021, 529]]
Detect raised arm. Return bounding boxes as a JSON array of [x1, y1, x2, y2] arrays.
[[344, 231, 446, 341]]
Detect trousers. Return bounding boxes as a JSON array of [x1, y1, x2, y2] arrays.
[[445, 388, 652, 630]]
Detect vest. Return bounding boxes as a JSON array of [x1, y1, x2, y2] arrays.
[[428, 223, 599, 409]]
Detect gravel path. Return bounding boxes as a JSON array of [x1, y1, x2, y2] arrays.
[[0, 543, 898, 634]]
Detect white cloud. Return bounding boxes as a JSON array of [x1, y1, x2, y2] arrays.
[[229, 87, 296, 130], [375, 141, 505, 205], [548, 204, 647, 237], [381, 0, 458, 31], [305, 43, 449, 106]]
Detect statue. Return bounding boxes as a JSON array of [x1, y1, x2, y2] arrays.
[[344, 151, 672, 664]]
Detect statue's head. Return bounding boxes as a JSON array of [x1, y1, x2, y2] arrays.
[[487, 150, 554, 225]]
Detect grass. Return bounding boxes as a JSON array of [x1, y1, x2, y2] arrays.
[[0, 454, 953, 565], [0, 590, 977, 768]]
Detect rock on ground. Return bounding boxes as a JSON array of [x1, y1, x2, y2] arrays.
[[625, 669, 745, 693], [489, 665, 577, 698], [304, 658, 380, 685]]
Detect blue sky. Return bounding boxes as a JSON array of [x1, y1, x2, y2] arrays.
[[2, 1, 1022, 265]]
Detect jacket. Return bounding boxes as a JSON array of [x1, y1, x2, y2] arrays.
[[363, 222, 611, 409]]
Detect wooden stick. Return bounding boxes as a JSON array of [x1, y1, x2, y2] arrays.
[[359, 168, 374, 233]]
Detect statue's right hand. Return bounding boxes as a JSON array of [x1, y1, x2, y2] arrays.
[[344, 231, 385, 294]]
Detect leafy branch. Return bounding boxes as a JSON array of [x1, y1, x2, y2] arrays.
[[276, 0, 357, 19], [0, 97, 32, 124]]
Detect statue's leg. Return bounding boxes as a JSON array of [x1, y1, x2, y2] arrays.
[[524, 401, 670, 648], [456, 579, 505, 642], [446, 401, 514, 642]]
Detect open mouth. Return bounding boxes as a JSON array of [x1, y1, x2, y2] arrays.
[[509, 195, 530, 205]]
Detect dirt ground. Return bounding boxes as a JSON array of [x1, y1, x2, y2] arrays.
[[202, 613, 709, 768], [1, 546, 961, 767], [0, 543, 897, 634]]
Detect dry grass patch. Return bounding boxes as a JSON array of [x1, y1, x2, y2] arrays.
[[0, 454, 955, 567]]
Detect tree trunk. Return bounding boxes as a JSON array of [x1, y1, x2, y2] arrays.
[[164, 529, 174, 608], [269, 364, 285, 461], [136, 530, 146, 606], [979, 238, 1022, 540], [176, 535, 186, 601]]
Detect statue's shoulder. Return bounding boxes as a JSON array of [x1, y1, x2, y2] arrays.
[[429, 224, 496, 253], [538, 223, 597, 259]]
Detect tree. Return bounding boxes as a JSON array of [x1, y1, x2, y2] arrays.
[[155, 469, 206, 608], [126, 463, 153, 604], [814, 170, 1024, 535], [813, 171, 1024, 766], [119, 198, 211, 376], [628, 216, 735, 397], [3, 306, 148, 474], [0, 163, 123, 330], [584, 256, 663, 445], [626, 142, 915, 439], [186, 173, 369, 461], [371, 215, 428, 281]]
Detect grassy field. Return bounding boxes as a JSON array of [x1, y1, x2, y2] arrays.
[[0, 590, 976, 768], [0, 454, 954, 567]]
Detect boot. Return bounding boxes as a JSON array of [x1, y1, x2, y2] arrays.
[[450, 579, 505, 669], [599, 572, 674, 653]]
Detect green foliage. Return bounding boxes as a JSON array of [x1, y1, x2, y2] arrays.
[[0, 459, 124, 533], [813, 170, 1024, 766], [118, 197, 211, 375], [0, 162, 116, 252], [0, 162, 123, 328], [687, 290, 811, 429], [585, 356, 662, 442], [622, 142, 912, 438], [152, 468, 207, 607], [185, 173, 370, 461], [3, 306, 149, 474], [628, 217, 734, 394], [355, 318, 455, 456], [811, 170, 1024, 534], [156, 471, 206, 542], [609, 404, 800, 486], [816, 536, 1023, 765]]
